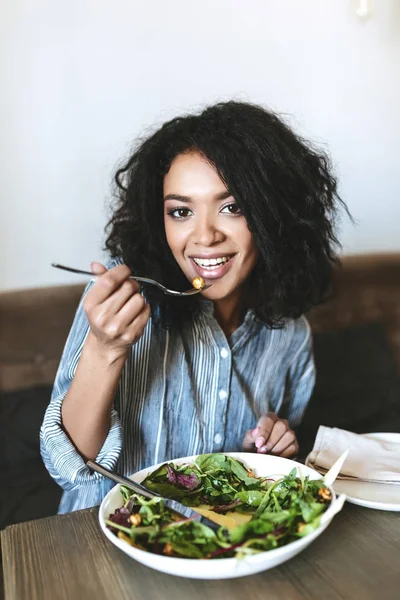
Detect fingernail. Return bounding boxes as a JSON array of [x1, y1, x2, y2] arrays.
[[252, 428, 258, 437], [255, 436, 265, 449], [258, 445, 267, 453]]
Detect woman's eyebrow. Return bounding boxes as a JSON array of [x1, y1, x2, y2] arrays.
[[215, 191, 232, 200], [164, 194, 192, 203], [164, 191, 232, 202]]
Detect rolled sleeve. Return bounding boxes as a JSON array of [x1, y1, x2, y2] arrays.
[[40, 276, 123, 490], [40, 393, 122, 491]]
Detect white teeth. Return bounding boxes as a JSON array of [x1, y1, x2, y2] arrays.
[[193, 256, 231, 267]]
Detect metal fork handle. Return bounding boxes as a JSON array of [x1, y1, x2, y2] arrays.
[[51, 263, 158, 286], [51, 263, 210, 296], [87, 460, 156, 500], [87, 460, 221, 531], [52, 264, 97, 277], [51, 264, 172, 294]]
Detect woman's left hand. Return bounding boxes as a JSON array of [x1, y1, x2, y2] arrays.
[[242, 412, 299, 458]]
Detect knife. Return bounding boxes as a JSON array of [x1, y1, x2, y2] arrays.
[[87, 460, 221, 532]]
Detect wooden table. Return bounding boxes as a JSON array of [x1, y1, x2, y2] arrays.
[[1, 503, 399, 600]]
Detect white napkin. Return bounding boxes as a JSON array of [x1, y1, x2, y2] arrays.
[[306, 426, 400, 484]]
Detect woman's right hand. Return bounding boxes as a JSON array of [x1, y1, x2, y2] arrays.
[[83, 262, 151, 363]]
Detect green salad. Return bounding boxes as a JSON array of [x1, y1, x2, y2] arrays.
[[106, 454, 332, 559]]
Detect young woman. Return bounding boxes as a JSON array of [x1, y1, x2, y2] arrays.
[[40, 101, 346, 513]]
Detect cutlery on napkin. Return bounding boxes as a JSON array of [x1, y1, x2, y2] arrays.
[[306, 426, 400, 484]]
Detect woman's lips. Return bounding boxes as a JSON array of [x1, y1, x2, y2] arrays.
[[190, 256, 235, 280]]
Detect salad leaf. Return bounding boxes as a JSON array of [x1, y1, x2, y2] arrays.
[[195, 453, 228, 473], [300, 500, 326, 523], [236, 490, 267, 507], [141, 481, 191, 501], [107, 506, 131, 532], [166, 464, 200, 490], [107, 454, 332, 560]]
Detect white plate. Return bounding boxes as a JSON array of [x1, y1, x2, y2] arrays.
[[333, 432, 400, 512], [99, 453, 345, 580]]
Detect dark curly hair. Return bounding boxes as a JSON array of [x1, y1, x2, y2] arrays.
[[105, 101, 349, 328]]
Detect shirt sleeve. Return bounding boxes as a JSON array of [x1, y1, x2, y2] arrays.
[[40, 279, 122, 491], [282, 316, 316, 428]]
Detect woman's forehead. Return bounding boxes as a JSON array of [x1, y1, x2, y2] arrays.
[[163, 152, 228, 198]]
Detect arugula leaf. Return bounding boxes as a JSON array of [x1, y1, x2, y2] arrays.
[[195, 453, 229, 473], [236, 490, 267, 507], [142, 481, 191, 501], [296, 517, 322, 536], [227, 456, 256, 485], [258, 509, 291, 523], [300, 500, 326, 523]]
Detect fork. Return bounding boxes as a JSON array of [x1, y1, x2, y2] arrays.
[[51, 263, 211, 297], [87, 460, 221, 531]]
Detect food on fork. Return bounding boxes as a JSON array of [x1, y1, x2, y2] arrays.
[[192, 276, 206, 290]]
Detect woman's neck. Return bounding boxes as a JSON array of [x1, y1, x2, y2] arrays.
[[212, 292, 247, 338]]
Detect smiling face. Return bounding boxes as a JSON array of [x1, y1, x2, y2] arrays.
[[163, 152, 258, 307]]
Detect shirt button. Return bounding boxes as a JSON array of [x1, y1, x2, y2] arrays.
[[219, 389, 228, 400], [220, 348, 229, 358], [214, 433, 222, 444]]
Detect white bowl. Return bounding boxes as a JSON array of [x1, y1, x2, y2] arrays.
[[99, 452, 345, 579]]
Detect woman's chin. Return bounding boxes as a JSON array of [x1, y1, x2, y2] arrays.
[[199, 282, 237, 303]]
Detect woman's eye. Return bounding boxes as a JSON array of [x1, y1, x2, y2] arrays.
[[168, 207, 191, 219], [221, 203, 242, 215]]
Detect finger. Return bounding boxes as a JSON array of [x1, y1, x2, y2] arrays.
[[101, 279, 141, 317], [98, 295, 149, 342], [118, 292, 149, 327], [86, 265, 135, 306], [269, 430, 296, 455], [258, 419, 288, 453], [90, 261, 107, 275], [242, 429, 257, 451], [254, 413, 278, 449], [124, 303, 151, 343], [279, 443, 299, 459]]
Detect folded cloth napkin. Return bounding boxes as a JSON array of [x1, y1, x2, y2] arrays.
[[306, 426, 400, 484]]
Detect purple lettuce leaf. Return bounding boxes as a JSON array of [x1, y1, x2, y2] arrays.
[[272, 525, 288, 537], [107, 506, 131, 532], [166, 464, 200, 490]]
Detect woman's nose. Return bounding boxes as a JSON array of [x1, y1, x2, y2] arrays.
[[192, 217, 224, 246]]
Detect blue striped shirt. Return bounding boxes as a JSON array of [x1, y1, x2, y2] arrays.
[[40, 265, 315, 513]]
